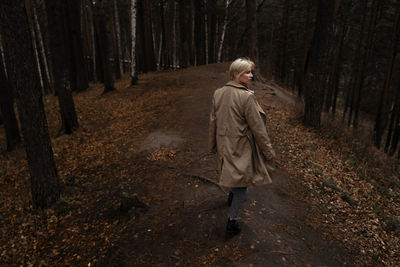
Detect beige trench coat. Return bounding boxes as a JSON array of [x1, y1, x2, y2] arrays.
[[209, 81, 276, 187]]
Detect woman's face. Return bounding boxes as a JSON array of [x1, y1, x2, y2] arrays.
[[236, 67, 253, 88]]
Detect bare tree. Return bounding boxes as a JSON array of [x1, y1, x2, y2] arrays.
[[130, 0, 138, 84], [217, 0, 231, 62], [113, 0, 123, 77]]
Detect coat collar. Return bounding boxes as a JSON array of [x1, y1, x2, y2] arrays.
[[225, 81, 254, 94]]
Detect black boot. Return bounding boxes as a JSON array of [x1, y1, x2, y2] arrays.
[[227, 191, 233, 206], [226, 218, 241, 237]]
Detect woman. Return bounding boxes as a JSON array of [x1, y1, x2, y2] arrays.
[[209, 58, 276, 237]]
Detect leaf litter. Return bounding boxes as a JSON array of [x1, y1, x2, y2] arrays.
[[0, 64, 399, 266]]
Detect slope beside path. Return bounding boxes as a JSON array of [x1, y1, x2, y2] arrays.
[[2, 63, 396, 266]]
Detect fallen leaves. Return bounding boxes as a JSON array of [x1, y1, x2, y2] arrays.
[[260, 87, 400, 266]]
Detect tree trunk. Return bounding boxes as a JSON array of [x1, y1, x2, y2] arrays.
[[194, 0, 205, 65], [190, 0, 196, 66], [0, 26, 7, 79], [87, 1, 99, 82], [204, 0, 208, 65], [0, 0, 61, 208], [94, 0, 115, 93], [158, 0, 166, 69], [217, 0, 231, 63], [67, 0, 89, 92], [178, 0, 189, 68], [353, 0, 379, 128], [32, 0, 53, 94], [25, 0, 45, 94], [173, 0, 178, 68], [277, 0, 289, 82], [207, 0, 216, 63], [0, 56, 21, 151], [130, 0, 138, 84], [303, 0, 336, 127], [389, 99, 400, 156], [324, 14, 347, 114], [303, 0, 334, 127], [108, 0, 119, 79], [45, 0, 79, 134], [298, 0, 312, 97], [384, 95, 398, 154], [374, 0, 400, 148], [81, 0, 94, 81], [113, 0, 123, 77], [245, 0, 259, 64], [345, 0, 368, 127]]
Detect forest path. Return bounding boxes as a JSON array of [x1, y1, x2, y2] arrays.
[[102, 63, 352, 266]]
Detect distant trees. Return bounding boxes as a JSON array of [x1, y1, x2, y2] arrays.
[[93, 0, 115, 93], [45, 0, 79, 134], [303, 0, 336, 127], [256, 0, 400, 157], [2, 0, 400, 211]]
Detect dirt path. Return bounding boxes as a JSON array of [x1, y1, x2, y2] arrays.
[[101, 63, 353, 266]]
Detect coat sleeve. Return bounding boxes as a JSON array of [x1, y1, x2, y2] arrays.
[[208, 96, 217, 153], [244, 94, 276, 161]]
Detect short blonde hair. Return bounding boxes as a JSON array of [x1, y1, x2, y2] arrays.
[[229, 58, 255, 80]]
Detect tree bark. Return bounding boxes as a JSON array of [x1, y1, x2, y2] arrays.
[[207, 0, 216, 63], [245, 0, 259, 64], [190, 0, 196, 66], [277, 0, 289, 82], [173, 0, 178, 68], [130, 0, 138, 84], [352, 0, 379, 128], [374, 0, 400, 148], [67, 0, 89, 92], [25, 0, 45, 94], [45, 0, 79, 134], [0, 0, 61, 208], [0, 26, 7, 79], [204, 0, 208, 65], [94, 0, 115, 93], [113, 0, 123, 77], [389, 97, 400, 156], [136, 0, 156, 72], [325, 9, 349, 114], [298, 0, 312, 97], [158, 0, 166, 69], [303, 0, 336, 127], [87, 1, 99, 82], [81, 0, 94, 81], [32, 0, 53, 94], [194, 0, 205, 65], [384, 95, 398, 154], [0, 55, 21, 151], [178, 0, 189, 68], [217, 0, 231, 63]]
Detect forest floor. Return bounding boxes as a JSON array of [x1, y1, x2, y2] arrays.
[[0, 63, 399, 266]]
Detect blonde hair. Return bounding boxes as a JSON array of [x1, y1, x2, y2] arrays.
[[229, 58, 255, 80]]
